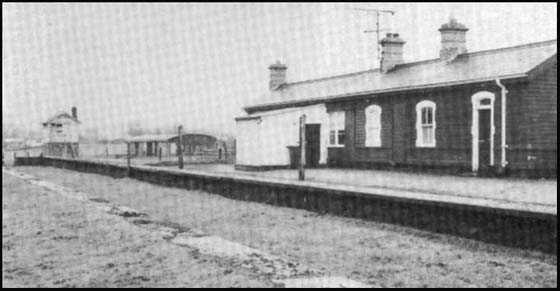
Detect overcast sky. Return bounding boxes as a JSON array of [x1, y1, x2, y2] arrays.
[[2, 2, 557, 138]]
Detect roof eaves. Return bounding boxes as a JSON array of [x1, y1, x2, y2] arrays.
[[245, 73, 528, 113]]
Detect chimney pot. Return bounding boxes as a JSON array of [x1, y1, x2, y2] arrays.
[[379, 33, 405, 73], [268, 61, 287, 90], [71, 107, 77, 119]]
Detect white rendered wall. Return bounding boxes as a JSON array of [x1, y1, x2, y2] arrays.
[[235, 104, 329, 167], [236, 119, 261, 165]]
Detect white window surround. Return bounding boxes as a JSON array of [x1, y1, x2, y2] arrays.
[[328, 111, 345, 147], [365, 105, 382, 147], [415, 100, 437, 148]]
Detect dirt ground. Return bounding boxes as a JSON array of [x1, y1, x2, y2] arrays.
[[5, 166, 557, 287], [2, 171, 273, 288]]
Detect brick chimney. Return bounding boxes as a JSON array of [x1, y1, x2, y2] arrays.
[[380, 33, 405, 73], [71, 106, 77, 119], [439, 16, 468, 62], [268, 61, 287, 90]]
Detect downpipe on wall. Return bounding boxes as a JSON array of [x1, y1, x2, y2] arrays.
[[495, 79, 508, 173]]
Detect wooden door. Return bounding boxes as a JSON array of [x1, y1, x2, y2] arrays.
[[305, 124, 321, 167], [478, 109, 492, 170]]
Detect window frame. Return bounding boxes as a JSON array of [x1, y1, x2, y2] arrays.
[[365, 104, 382, 147], [328, 111, 346, 147], [415, 100, 437, 148]]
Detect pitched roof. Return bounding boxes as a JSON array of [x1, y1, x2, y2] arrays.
[[42, 112, 80, 125], [245, 39, 557, 113], [126, 134, 176, 143]]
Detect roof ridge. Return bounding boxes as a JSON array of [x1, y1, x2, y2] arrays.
[[43, 111, 80, 124], [462, 38, 557, 58], [281, 39, 557, 88]]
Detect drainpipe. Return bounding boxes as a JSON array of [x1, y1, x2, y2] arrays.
[[495, 79, 508, 169]]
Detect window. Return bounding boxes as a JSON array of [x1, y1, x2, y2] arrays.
[[365, 105, 382, 147], [328, 111, 345, 147], [415, 100, 436, 147], [54, 123, 63, 133]]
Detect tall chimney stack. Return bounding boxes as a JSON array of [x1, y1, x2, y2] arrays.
[[380, 33, 405, 73], [439, 15, 468, 62], [268, 61, 287, 90], [71, 106, 77, 119]]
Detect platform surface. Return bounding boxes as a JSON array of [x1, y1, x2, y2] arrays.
[[29, 156, 559, 215]]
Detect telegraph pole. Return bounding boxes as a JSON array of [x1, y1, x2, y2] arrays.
[[298, 115, 306, 181], [177, 125, 184, 169], [126, 142, 131, 176], [351, 7, 396, 60]]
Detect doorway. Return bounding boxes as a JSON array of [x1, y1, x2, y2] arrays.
[[471, 91, 495, 172], [478, 109, 492, 171], [305, 124, 321, 167]]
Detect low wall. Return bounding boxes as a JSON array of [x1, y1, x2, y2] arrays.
[[13, 156, 557, 255]]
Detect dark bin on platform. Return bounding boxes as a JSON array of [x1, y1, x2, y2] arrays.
[[287, 146, 301, 169]]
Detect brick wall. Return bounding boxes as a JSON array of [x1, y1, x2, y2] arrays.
[[327, 84, 491, 171], [325, 76, 556, 177], [506, 57, 557, 176]]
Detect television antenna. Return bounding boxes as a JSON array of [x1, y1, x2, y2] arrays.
[[350, 7, 396, 60]]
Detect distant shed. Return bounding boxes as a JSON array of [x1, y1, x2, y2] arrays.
[[168, 134, 218, 155], [125, 133, 224, 158], [126, 134, 176, 157]]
